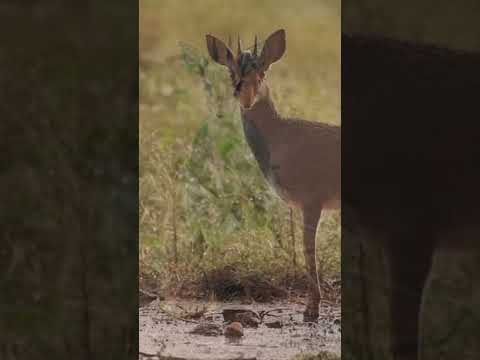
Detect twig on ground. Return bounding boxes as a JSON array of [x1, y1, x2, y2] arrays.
[[258, 307, 290, 321], [139, 351, 158, 358], [154, 314, 200, 324], [175, 303, 187, 312]]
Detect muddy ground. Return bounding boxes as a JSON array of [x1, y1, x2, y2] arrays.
[[139, 299, 340, 360]]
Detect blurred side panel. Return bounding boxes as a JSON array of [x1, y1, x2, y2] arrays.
[[0, 2, 138, 359]]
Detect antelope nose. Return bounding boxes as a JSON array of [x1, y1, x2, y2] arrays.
[[241, 102, 252, 110]]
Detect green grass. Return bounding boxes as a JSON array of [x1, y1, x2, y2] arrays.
[[140, 0, 340, 298]]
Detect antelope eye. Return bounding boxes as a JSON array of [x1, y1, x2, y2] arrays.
[[233, 80, 243, 96]]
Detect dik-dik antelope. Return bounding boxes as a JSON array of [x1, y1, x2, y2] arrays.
[[206, 29, 340, 321]]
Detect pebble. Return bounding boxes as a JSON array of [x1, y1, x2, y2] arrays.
[[224, 322, 244, 337]]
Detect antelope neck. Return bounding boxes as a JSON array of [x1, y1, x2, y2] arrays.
[[240, 89, 280, 178]]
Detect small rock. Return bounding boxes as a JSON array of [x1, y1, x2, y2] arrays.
[[189, 323, 222, 336], [235, 312, 260, 328], [222, 308, 259, 323], [265, 320, 283, 329], [224, 322, 244, 337]]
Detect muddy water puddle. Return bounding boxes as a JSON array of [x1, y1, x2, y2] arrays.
[[139, 299, 340, 360]]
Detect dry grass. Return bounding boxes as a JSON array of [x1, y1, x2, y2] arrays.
[[140, 0, 340, 298], [291, 352, 340, 360]]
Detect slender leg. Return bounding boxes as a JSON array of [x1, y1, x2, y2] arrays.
[[302, 205, 322, 322], [387, 233, 433, 360]]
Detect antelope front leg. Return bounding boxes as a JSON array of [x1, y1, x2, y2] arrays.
[[302, 205, 322, 322]]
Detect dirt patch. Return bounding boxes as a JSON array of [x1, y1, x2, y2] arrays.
[[140, 267, 340, 305], [139, 299, 340, 360], [201, 268, 290, 302]]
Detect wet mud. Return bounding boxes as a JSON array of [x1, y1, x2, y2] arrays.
[[139, 299, 340, 360]]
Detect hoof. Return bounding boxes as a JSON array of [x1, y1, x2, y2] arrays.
[[303, 309, 319, 323]]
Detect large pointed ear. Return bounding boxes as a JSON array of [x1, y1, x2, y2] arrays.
[[258, 29, 286, 72], [206, 34, 239, 74]]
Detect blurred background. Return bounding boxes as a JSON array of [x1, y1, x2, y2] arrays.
[[139, 0, 340, 300], [343, 0, 480, 51]]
